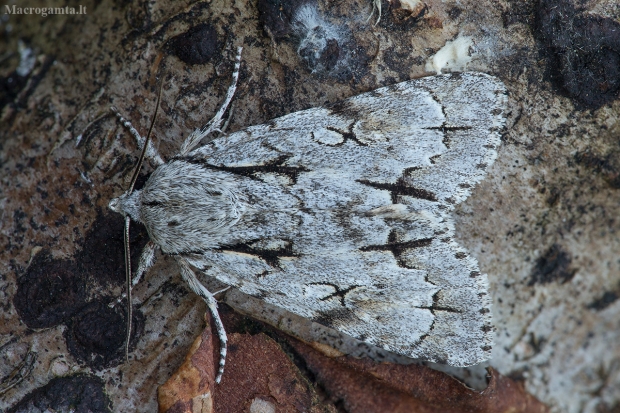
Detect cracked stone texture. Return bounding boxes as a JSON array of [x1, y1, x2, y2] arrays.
[[0, 0, 618, 412]]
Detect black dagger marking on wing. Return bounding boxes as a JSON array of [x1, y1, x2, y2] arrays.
[[357, 178, 437, 204], [216, 239, 298, 269], [360, 229, 433, 268], [173, 154, 309, 184]]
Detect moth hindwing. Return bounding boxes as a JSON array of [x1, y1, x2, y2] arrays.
[[111, 54, 506, 383]]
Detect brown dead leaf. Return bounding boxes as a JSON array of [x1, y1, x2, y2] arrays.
[[160, 311, 549, 413], [158, 320, 216, 413], [159, 313, 334, 413], [290, 339, 549, 413]]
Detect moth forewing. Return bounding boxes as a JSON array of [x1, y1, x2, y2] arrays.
[[178, 71, 505, 366]]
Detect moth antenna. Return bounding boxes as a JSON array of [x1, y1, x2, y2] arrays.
[[124, 215, 132, 362], [127, 81, 164, 194], [123, 82, 164, 362]]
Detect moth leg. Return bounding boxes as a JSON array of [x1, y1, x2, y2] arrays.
[[217, 102, 235, 138], [134, 241, 158, 287], [108, 241, 158, 308], [175, 256, 227, 384], [212, 286, 231, 298], [110, 106, 164, 166], [179, 46, 242, 155]]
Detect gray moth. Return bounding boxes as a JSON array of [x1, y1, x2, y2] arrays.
[[109, 47, 507, 383]]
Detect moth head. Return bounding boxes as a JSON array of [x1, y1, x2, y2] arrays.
[[110, 83, 163, 224], [109, 191, 142, 223], [108, 196, 122, 213]]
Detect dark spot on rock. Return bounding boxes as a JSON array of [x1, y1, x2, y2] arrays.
[[575, 150, 620, 189], [536, 0, 620, 108], [36, 186, 49, 199], [14, 251, 86, 328], [0, 70, 29, 109], [29, 216, 40, 230], [588, 291, 619, 311], [298, 26, 341, 73], [383, 49, 415, 73], [545, 186, 560, 207], [448, 6, 462, 20], [528, 244, 576, 285], [455, 252, 466, 259], [13, 209, 27, 233], [320, 38, 340, 71], [78, 213, 149, 285], [502, 2, 535, 27], [228, 343, 239, 353], [7, 374, 112, 413], [81, 192, 93, 206], [64, 300, 144, 370], [54, 214, 69, 227], [167, 24, 221, 65], [257, 0, 308, 40]]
